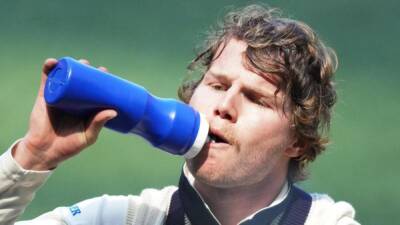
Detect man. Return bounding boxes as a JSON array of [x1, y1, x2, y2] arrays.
[[0, 5, 360, 225]]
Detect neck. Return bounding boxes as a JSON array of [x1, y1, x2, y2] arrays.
[[193, 174, 287, 225]]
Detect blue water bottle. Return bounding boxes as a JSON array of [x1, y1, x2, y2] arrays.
[[44, 57, 209, 158]]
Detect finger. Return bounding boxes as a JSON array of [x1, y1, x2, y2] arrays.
[[39, 58, 58, 96], [42, 58, 58, 75], [98, 66, 108, 72], [84, 109, 118, 145], [79, 59, 90, 65]]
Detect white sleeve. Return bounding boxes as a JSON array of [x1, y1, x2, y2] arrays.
[[13, 188, 177, 225], [15, 195, 129, 225], [0, 141, 128, 225], [306, 193, 361, 225], [126, 187, 176, 225], [0, 141, 176, 225], [0, 141, 52, 225]]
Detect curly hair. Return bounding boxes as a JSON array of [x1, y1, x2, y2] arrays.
[[178, 4, 338, 182]]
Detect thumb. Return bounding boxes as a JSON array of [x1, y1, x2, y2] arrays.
[[85, 109, 118, 145]]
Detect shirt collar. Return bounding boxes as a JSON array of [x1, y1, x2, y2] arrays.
[[182, 164, 291, 224]]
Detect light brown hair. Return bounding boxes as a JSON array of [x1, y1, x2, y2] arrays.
[[179, 4, 338, 182]]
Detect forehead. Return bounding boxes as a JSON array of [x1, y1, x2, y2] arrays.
[[209, 39, 280, 97]]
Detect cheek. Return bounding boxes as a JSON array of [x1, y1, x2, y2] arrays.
[[238, 109, 291, 147], [189, 86, 217, 114]]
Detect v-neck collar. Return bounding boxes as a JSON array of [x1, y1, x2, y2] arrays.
[[179, 165, 291, 225]]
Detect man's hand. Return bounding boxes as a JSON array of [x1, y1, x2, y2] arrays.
[[12, 58, 117, 171]]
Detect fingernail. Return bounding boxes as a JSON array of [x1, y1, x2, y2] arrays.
[[109, 111, 118, 119]]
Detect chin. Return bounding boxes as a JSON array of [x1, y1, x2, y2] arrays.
[[187, 159, 246, 188]]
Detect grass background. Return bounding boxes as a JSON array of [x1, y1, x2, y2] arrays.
[[0, 0, 399, 224]]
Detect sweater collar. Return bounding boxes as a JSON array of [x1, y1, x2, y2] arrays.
[[180, 164, 291, 225]]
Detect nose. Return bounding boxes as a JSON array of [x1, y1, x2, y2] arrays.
[[213, 87, 239, 123]]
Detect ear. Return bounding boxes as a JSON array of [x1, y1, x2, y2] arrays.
[[284, 140, 304, 158]]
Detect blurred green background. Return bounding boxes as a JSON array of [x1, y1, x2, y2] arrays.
[[0, 0, 398, 224]]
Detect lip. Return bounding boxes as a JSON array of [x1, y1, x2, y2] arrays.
[[208, 141, 231, 149], [207, 126, 231, 146], [200, 127, 233, 157]]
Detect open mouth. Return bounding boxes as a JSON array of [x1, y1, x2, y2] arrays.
[[208, 131, 229, 144]]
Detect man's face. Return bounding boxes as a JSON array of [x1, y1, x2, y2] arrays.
[[187, 38, 298, 188]]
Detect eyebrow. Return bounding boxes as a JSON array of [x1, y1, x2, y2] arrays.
[[207, 71, 282, 102]]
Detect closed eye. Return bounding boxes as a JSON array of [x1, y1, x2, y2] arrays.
[[245, 93, 271, 108], [210, 83, 226, 91]]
